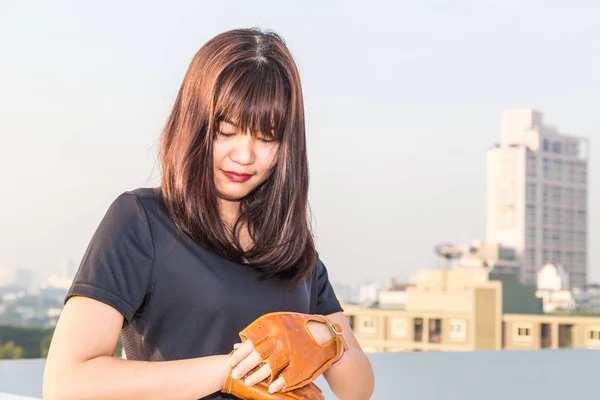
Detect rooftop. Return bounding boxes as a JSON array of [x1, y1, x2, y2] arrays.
[[1, 350, 597, 399]]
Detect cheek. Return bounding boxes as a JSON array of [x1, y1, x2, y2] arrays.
[[212, 143, 226, 166], [264, 145, 279, 170]]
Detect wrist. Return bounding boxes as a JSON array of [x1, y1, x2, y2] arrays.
[[215, 354, 234, 387]]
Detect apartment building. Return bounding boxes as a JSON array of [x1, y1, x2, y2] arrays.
[[486, 109, 589, 288], [342, 267, 600, 352]]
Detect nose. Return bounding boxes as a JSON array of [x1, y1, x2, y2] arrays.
[[229, 134, 255, 166]]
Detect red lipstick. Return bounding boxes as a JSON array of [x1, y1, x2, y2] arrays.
[[223, 170, 252, 182]]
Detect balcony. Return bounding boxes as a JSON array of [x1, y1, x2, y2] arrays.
[[1, 350, 597, 399]]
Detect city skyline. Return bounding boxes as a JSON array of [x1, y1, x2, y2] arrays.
[[1, 1, 600, 285]]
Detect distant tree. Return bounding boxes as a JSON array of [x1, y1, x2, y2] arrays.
[[41, 333, 53, 358], [0, 324, 55, 358], [0, 340, 25, 359]]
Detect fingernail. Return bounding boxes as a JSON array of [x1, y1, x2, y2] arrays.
[[245, 379, 253, 386], [231, 371, 240, 379]]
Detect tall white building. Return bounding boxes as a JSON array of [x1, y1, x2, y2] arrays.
[[486, 109, 588, 288]]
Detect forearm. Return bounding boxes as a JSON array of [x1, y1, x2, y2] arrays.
[[43, 354, 231, 400], [324, 345, 374, 400]]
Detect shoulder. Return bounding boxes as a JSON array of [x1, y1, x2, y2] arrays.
[[99, 187, 161, 231], [315, 256, 328, 276], [124, 187, 159, 201], [110, 187, 160, 216]]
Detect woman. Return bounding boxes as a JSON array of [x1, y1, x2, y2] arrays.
[[43, 28, 374, 400]]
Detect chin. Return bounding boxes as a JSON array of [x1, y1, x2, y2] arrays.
[[217, 187, 253, 202]]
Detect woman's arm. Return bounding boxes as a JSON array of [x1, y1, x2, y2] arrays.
[[43, 296, 231, 400], [322, 312, 375, 400]]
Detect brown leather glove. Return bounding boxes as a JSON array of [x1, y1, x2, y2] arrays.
[[222, 366, 324, 400], [238, 312, 348, 392]]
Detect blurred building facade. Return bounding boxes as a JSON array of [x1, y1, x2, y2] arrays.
[[343, 267, 600, 352], [486, 109, 588, 288]]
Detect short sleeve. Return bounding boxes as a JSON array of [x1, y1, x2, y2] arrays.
[[312, 258, 344, 315], [65, 193, 154, 323]]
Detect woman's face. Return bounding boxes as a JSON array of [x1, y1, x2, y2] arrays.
[[213, 119, 280, 202]]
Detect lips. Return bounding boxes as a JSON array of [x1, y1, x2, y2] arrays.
[[223, 170, 253, 182]]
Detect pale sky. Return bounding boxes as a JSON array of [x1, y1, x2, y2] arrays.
[[1, 0, 599, 285]]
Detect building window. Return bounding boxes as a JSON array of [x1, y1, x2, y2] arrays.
[[552, 231, 561, 246], [543, 139, 550, 152], [526, 156, 537, 177], [564, 251, 574, 267], [543, 158, 550, 178], [552, 251, 561, 264], [526, 205, 536, 225], [542, 229, 549, 246], [543, 207, 549, 225], [577, 211, 586, 226], [577, 232, 587, 249], [552, 208, 561, 226], [552, 187, 561, 203], [565, 142, 577, 156], [414, 318, 423, 342], [552, 160, 562, 180], [565, 231, 574, 247], [449, 319, 467, 341], [552, 141, 562, 154], [428, 318, 442, 343], [526, 227, 536, 245], [578, 164, 587, 184], [565, 210, 574, 226], [390, 317, 407, 338], [360, 317, 376, 335], [565, 161, 574, 180], [564, 188, 573, 205], [526, 183, 536, 204], [587, 327, 600, 343], [513, 323, 534, 342], [542, 185, 549, 203], [525, 249, 535, 266], [576, 189, 587, 208]]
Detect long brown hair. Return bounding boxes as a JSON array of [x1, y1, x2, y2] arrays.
[[158, 28, 315, 288]]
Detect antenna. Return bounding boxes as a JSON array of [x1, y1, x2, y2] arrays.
[[434, 243, 464, 291]]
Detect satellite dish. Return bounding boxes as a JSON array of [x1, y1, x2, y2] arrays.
[[434, 243, 464, 259]]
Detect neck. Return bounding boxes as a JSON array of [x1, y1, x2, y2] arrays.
[[218, 198, 241, 230], [219, 198, 252, 253]]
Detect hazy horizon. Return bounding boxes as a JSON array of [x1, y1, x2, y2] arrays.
[[1, 0, 599, 285]]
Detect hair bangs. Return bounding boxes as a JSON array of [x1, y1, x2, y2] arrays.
[[213, 60, 290, 141]]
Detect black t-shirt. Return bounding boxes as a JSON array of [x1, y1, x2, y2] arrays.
[[66, 188, 343, 399]]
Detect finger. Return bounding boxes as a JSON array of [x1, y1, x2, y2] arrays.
[[268, 375, 286, 394], [243, 362, 272, 387], [230, 340, 254, 366], [231, 349, 262, 380], [233, 343, 242, 349]]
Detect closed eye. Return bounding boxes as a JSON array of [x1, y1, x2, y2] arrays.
[[218, 132, 235, 138]]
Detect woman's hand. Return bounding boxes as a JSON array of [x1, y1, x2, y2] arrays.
[[229, 321, 334, 393]]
